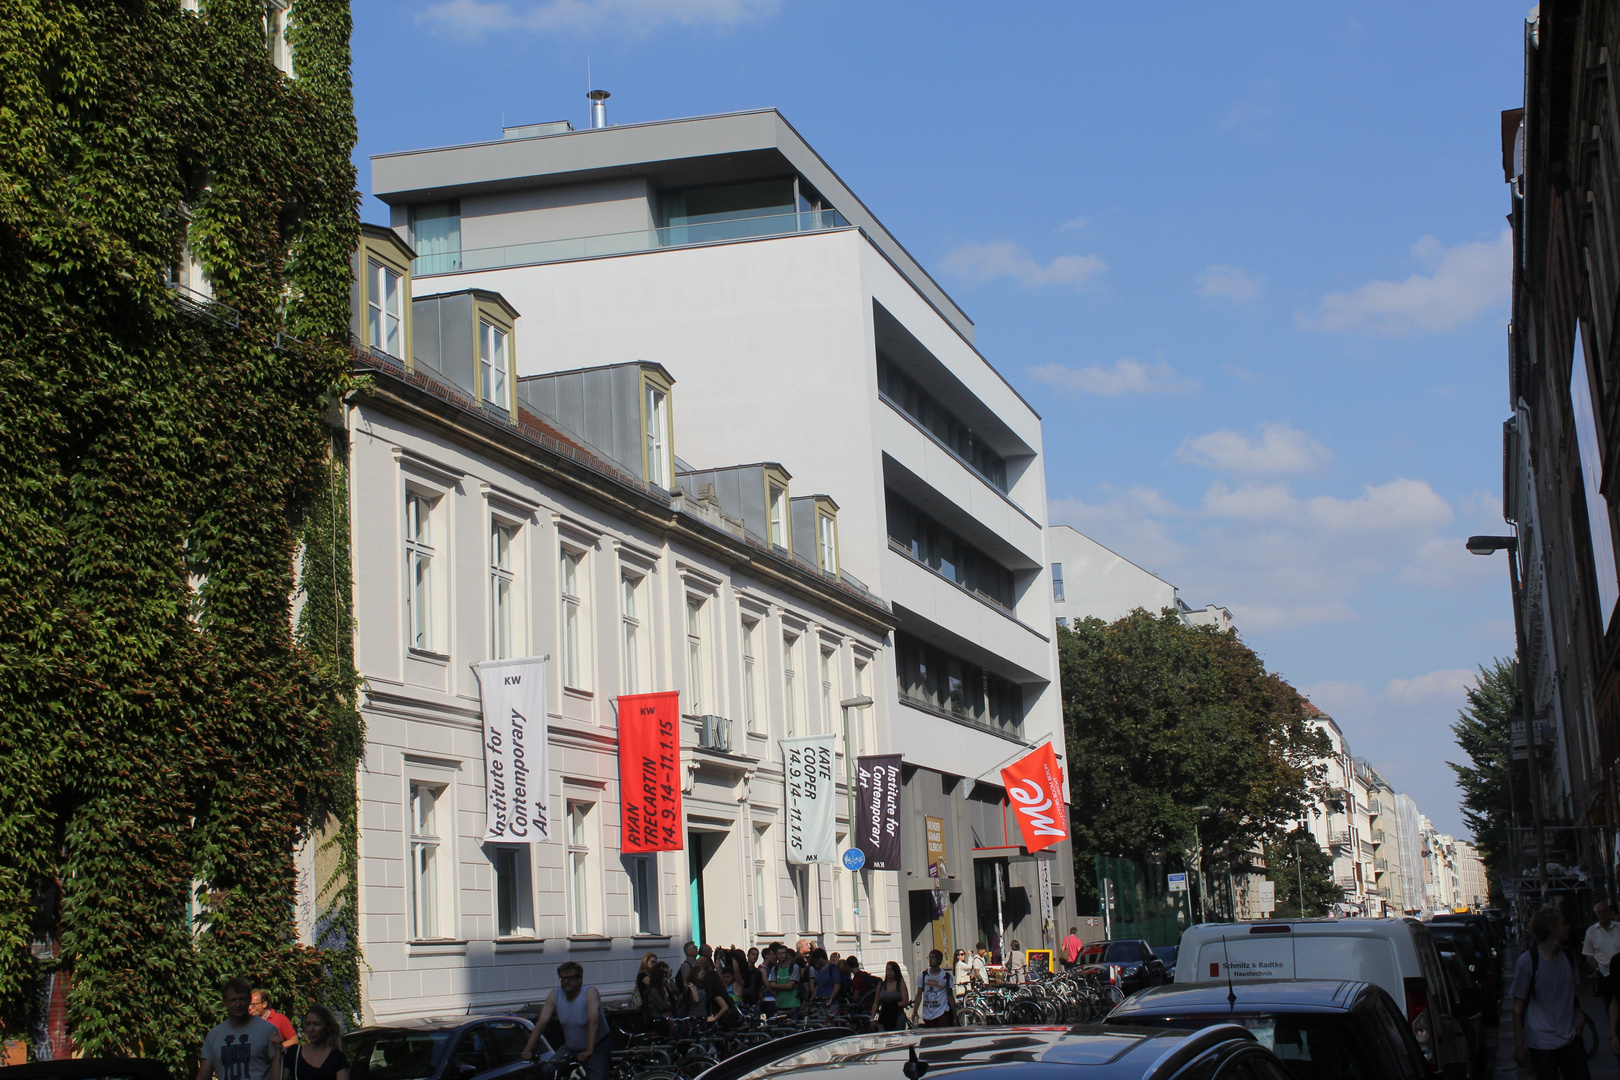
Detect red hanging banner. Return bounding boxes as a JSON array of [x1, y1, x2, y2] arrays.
[[1000, 742, 1069, 854], [618, 691, 683, 853]]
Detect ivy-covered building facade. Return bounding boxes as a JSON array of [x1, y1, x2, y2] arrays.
[[0, 0, 361, 1064]]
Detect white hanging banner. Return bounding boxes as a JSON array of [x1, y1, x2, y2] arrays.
[[476, 656, 550, 843], [783, 734, 838, 865]]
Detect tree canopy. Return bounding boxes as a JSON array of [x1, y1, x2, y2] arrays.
[[1447, 658, 1521, 897], [1265, 824, 1344, 916], [1061, 610, 1332, 902]]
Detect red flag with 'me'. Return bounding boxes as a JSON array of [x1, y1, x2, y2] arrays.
[[1000, 742, 1068, 853]]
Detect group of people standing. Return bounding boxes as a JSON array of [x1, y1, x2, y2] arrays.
[[196, 980, 348, 1080]]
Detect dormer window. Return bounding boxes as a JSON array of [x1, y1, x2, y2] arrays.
[[818, 511, 838, 574], [368, 260, 402, 357], [644, 382, 670, 489], [480, 320, 508, 405], [769, 483, 787, 548]]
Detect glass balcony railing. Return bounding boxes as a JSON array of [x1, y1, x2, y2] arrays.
[[414, 207, 852, 277]]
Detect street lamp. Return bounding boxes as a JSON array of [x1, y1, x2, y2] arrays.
[[1192, 806, 1213, 923], [1465, 534, 1548, 903]]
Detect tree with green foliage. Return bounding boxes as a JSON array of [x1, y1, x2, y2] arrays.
[[1060, 610, 1332, 914], [1265, 825, 1344, 916], [1448, 658, 1523, 898], [0, 0, 360, 1063]]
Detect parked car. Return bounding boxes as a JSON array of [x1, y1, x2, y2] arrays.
[[1175, 918, 1471, 1078], [1429, 914, 1501, 962], [1437, 951, 1487, 1077], [1426, 922, 1498, 1022], [347, 1016, 543, 1080], [1105, 978, 1430, 1080], [723, 1023, 1298, 1080], [0, 1062, 170, 1080], [1076, 939, 1169, 995], [1154, 945, 1179, 982]]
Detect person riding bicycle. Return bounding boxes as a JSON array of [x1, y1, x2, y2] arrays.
[[520, 962, 612, 1080]]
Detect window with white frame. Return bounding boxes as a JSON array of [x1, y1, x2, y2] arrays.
[[832, 831, 853, 932], [409, 782, 447, 939], [791, 863, 812, 933], [753, 823, 773, 932], [480, 320, 508, 407], [1051, 562, 1066, 603], [863, 869, 883, 932], [818, 513, 838, 574], [566, 799, 596, 935], [782, 633, 799, 737], [493, 846, 533, 938], [741, 617, 760, 733], [621, 571, 647, 696], [625, 853, 658, 935], [368, 259, 402, 357], [769, 484, 788, 548], [686, 596, 706, 714], [644, 383, 671, 489], [821, 646, 836, 737], [405, 491, 439, 653], [265, 0, 294, 76], [853, 658, 872, 755], [560, 548, 588, 689], [490, 520, 518, 660]]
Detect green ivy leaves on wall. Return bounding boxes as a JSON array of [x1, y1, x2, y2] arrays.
[[0, 0, 361, 1063]]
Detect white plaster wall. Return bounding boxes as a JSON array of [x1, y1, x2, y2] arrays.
[[1047, 525, 1178, 626]]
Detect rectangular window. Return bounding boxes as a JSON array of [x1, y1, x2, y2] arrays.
[[864, 869, 883, 932], [886, 491, 1015, 610], [741, 618, 759, 733], [783, 633, 799, 736], [769, 484, 787, 548], [490, 521, 516, 660], [265, 0, 293, 75], [409, 782, 444, 940], [480, 321, 508, 407], [877, 352, 1007, 491], [493, 847, 533, 938], [833, 831, 850, 932], [894, 631, 1023, 733], [1051, 562, 1065, 603], [644, 384, 670, 489], [818, 513, 838, 574], [413, 200, 461, 275], [621, 572, 644, 695], [821, 647, 836, 736], [566, 800, 595, 935], [686, 597, 706, 714], [560, 549, 585, 689], [406, 492, 436, 653], [626, 854, 658, 935], [1572, 326, 1620, 624], [792, 863, 812, 932], [753, 823, 772, 932], [368, 260, 402, 357], [853, 659, 872, 756]]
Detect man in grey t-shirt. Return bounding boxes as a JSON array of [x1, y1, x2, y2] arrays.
[[1513, 906, 1590, 1080], [197, 978, 283, 1080]]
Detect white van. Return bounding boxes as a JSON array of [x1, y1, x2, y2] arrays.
[[1176, 918, 1470, 1078]]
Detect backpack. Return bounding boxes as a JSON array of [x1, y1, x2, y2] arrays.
[[1526, 945, 1579, 1002]]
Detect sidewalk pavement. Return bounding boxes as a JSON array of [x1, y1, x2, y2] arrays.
[[1493, 948, 1618, 1080]]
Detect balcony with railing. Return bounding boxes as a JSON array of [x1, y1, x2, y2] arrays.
[[414, 206, 854, 277], [1374, 857, 1388, 871], [1329, 830, 1352, 849], [1370, 829, 1386, 845], [1337, 875, 1359, 890]]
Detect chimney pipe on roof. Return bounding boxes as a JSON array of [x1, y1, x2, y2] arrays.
[[587, 90, 610, 129]]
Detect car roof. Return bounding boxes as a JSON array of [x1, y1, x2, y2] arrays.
[[1110, 979, 1372, 1016], [728, 1025, 1258, 1080], [0, 1061, 172, 1080], [349, 1015, 526, 1032]]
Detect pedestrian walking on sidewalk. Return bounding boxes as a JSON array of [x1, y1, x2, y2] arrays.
[[1513, 906, 1592, 1080], [197, 979, 283, 1080], [911, 951, 955, 1028], [1582, 900, 1620, 1056], [284, 1007, 348, 1080]]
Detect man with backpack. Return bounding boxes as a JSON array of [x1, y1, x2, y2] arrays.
[[767, 944, 803, 1018], [1513, 905, 1592, 1080]]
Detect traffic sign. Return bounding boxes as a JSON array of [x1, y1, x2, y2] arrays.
[[1168, 872, 1188, 892], [842, 847, 866, 871]]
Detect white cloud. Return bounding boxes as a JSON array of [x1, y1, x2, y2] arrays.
[[1223, 364, 1261, 383], [1220, 81, 1275, 138], [416, 0, 779, 40], [1027, 358, 1197, 395], [1301, 230, 1511, 335], [940, 241, 1107, 290], [1047, 491, 1185, 571], [1384, 668, 1476, 704], [1177, 422, 1333, 474], [1059, 216, 1090, 232], [1195, 264, 1266, 301]]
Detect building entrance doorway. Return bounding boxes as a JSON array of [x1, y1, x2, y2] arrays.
[[687, 824, 742, 948]]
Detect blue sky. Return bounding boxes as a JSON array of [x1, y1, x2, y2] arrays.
[[354, 1, 1530, 837]]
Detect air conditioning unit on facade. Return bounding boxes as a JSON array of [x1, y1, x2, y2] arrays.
[[698, 714, 732, 753]]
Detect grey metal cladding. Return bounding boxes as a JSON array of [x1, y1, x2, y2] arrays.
[[790, 496, 816, 557], [411, 295, 443, 372], [516, 362, 647, 481], [441, 292, 476, 398]]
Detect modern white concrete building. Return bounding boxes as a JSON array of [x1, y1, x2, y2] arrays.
[[1045, 524, 1235, 635], [370, 107, 1073, 980]]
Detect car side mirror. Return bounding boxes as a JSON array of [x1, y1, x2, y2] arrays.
[[458, 1063, 478, 1079]]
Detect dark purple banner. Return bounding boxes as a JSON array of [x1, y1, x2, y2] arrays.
[[855, 754, 903, 870]]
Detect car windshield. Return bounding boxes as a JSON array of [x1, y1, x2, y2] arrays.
[[1427, 928, 1481, 953], [1116, 1014, 1364, 1080], [1102, 943, 1141, 963], [1154, 947, 1178, 963], [347, 1029, 456, 1080]]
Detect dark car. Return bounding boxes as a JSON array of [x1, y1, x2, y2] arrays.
[[0, 1063, 171, 1080], [346, 1015, 543, 1080], [1427, 922, 1499, 1022], [1438, 952, 1487, 1076], [1106, 978, 1431, 1080], [1430, 914, 1500, 961], [726, 1024, 1298, 1080], [1077, 939, 1169, 995], [1154, 946, 1179, 983]]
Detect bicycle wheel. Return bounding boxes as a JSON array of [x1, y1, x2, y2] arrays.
[[1008, 1000, 1045, 1025], [632, 1071, 685, 1080], [677, 1055, 720, 1079]]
